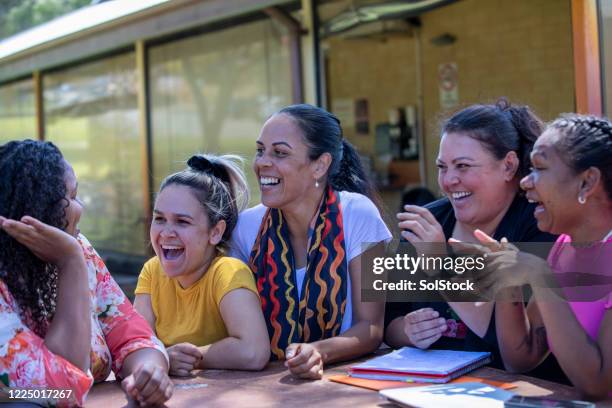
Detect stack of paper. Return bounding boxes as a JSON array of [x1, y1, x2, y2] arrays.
[[349, 347, 491, 384]]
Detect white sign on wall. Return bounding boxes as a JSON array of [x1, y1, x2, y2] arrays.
[[438, 63, 459, 109]]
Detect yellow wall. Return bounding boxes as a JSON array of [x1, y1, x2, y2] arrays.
[[325, 0, 575, 194], [326, 34, 418, 155], [420, 0, 575, 191]]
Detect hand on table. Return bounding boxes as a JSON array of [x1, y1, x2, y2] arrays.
[[285, 343, 323, 380], [121, 362, 173, 407], [403, 307, 447, 349], [167, 343, 203, 377]]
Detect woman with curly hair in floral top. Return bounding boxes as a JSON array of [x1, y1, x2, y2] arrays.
[[0, 139, 172, 406]]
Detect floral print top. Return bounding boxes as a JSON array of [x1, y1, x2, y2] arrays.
[[0, 235, 166, 406]]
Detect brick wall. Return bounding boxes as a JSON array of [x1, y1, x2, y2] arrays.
[[325, 0, 575, 194]]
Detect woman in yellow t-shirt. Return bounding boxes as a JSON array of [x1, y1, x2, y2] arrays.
[[134, 154, 270, 376]]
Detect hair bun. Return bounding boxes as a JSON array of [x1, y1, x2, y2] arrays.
[[187, 155, 214, 172], [187, 154, 230, 184]]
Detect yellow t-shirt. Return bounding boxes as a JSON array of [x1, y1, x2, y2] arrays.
[[135, 255, 258, 347]]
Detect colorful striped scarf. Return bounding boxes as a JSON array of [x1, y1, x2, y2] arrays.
[[249, 187, 348, 360]]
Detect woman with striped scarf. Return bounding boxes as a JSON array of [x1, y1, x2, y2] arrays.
[[231, 104, 391, 379]]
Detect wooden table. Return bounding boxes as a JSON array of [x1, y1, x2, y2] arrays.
[[85, 359, 612, 407]]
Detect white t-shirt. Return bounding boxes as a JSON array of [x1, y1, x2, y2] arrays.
[[230, 191, 392, 333]]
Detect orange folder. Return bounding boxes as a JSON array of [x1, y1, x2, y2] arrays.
[[328, 374, 517, 391]]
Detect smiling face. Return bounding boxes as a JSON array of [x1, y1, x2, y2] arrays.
[[150, 184, 222, 286], [520, 129, 581, 234], [437, 132, 519, 228], [254, 114, 323, 211], [62, 160, 83, 237]]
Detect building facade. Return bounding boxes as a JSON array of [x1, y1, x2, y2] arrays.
[[0, 0, 609, 272]]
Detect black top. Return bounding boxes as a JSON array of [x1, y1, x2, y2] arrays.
[[384, 194, 565, 379]]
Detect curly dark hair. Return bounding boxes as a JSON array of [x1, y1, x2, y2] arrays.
[[0, 139, 69, 336]]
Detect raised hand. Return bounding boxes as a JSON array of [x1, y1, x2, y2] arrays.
[[397, 205, 445, 244], [0, 215, 81, 267], [450, 230, 547, 300]]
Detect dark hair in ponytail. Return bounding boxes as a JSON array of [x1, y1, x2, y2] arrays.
[[277, 104, 380, 207], [442, 98, 544, 179], [158, 153, 249, 251], [548, 114, 612, 199]]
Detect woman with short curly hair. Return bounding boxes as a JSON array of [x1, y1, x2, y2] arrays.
[[0, 140, 173, 406]]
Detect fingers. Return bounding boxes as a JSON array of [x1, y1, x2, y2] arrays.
[[285, 344, 308, 367], [130, 364, 174, 406], [402, 205, 438, 227], [473, 229, 506, 253], [398, 207, 444, 243], [20, 216, 46, 230], [121, 374, 136, 397], [401, 229, 420, 243], [289, 354, 320, 376], [405, 307, 437, 323], [292, 359, 323, 379], [0, 217, 37, 238], [139, 367, 165, 404], [413, 332, 443, 349], [404, 309, 447, 348], [285, 343, 301, 360], [171, 343, 203, 359], [408, 315, 447, 334], [448, 238, 490, 256], [170, 350, 200, 366], [398, 219, 427, 240], [170, 368, 191, 377], [169, 360, 196, 375], [285, 344, 323, 380], [168, 344, 201, 377]]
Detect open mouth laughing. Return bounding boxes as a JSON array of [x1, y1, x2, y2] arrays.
[[161, 244, 184, 261]]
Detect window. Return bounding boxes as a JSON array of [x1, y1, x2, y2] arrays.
[[149, 18, 292, 204], [44, 53, 147, 255], [0, 78, 35, 143]]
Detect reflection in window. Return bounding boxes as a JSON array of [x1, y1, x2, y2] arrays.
[[601, 0, 612, 116], [0, 79, 36, 143], [149, 18, 292, 202], [44, 53, 147, 255]]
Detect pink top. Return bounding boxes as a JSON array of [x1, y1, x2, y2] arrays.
[[547, 234, 612, 341], [547, 233, 611, 395]]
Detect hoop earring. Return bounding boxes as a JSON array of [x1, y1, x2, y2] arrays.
[[578, 195, 586, 205], [315, 179, 319, 188]]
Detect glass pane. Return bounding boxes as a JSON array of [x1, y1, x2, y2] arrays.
[[44, 53, 146, 255], [149, 18, 292, 203], [0, 78, 36, 143], [601, 0, 612, 116]]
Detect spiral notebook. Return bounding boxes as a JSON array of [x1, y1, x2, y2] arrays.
[[349, 347, 491, 384]]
